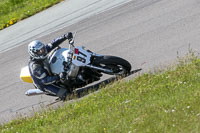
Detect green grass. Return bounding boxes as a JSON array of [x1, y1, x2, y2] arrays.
[[1, 54, 200, 133], [0, 0, 64, 30]]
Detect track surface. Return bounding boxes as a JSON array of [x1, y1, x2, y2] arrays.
[[1, 0, 200, 123]]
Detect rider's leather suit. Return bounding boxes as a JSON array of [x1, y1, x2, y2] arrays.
[[28, 35, 69, 98]]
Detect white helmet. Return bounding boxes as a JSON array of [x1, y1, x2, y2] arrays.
[[28, 40, 47, 60]]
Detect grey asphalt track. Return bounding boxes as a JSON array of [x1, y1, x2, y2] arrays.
[[1, 0, 200, 124]]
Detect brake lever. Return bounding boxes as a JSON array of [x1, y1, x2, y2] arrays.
[[69, 32, 76, 45], [69, 39, 74, 46]]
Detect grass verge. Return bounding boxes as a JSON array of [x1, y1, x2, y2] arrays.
[[0, 54, 200, 133], [0, 0, 64, 30]]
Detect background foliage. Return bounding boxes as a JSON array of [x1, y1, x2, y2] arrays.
[[0, 0, 64, 30]]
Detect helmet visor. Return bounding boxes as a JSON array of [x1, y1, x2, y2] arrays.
[[36, 46, 47, 57]]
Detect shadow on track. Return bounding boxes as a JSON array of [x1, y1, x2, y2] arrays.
[[73, 68, 142, 98]]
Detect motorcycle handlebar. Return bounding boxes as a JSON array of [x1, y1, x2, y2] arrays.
[[69, 39, 74, 46], [68, 32, 77, 51], [66, 32, 76, 66]]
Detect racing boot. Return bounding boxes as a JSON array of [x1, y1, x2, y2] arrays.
[[57, 88, 69, 101]]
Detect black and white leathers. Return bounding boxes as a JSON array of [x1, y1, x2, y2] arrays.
[[28, 34, 70, 97]]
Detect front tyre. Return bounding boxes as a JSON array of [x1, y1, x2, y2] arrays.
[[93, 56, 131, 75]]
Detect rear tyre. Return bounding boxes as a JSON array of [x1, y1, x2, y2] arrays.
[[93, 56, 131, 75]]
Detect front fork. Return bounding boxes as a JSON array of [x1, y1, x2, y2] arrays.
[[86, 55, 113, 73], [86, 64, 113, 73]]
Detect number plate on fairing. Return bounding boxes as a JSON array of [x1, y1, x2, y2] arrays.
[[72, 46, 91, 66]]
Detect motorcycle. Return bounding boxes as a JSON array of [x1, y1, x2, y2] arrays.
[[20, 33, 132, 97]]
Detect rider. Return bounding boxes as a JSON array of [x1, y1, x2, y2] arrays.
[[28, 32, 73, 100]]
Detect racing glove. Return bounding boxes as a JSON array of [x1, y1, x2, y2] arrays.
[[59, 72, 67, 81], [64, 32, 73, 40]]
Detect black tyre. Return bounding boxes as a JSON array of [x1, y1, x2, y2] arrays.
[[93, 56, 131, 75]]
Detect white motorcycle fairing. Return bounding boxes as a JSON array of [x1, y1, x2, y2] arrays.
[[49, 46, 93, 78]]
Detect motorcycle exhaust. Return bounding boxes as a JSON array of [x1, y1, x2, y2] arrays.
[[25, 89, 45, 96]]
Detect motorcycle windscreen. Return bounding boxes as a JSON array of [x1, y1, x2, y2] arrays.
[[20, 66, 33, 83]]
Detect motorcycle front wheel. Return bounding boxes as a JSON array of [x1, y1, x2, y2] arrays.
[[93, 56, 131, 75]]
